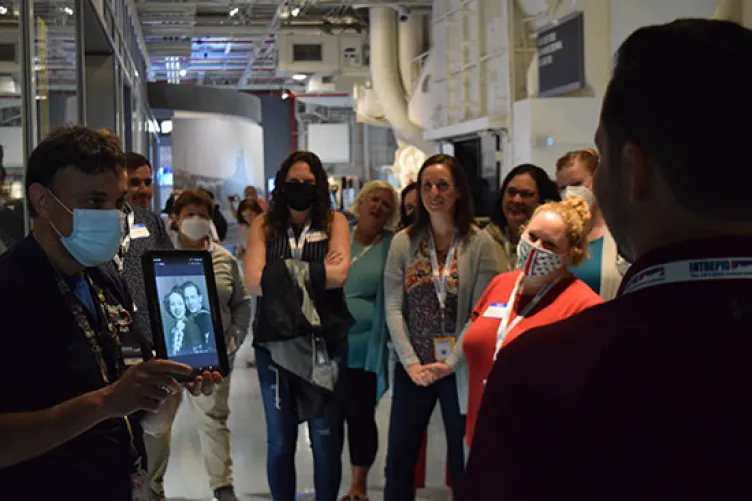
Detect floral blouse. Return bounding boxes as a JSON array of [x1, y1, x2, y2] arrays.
[[404, 233, 460, 363]]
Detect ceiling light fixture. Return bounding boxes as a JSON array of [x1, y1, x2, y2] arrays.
[[290, 7, 301, 17], [292, 73, 307, 81], [179, 68, 187, 77], [0, 6, 7, 15], [62, 6, 73, 15], [229, 7, 239, 17], [281, 90, 291, 100]]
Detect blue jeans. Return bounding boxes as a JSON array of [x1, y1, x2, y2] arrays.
[[255, 347, 344, 501], [384, 363, 466, 501]]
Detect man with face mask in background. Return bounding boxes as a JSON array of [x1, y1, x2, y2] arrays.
[[0, 126, 222, 501], [556, 149, 627, 299], [464, 19, 752, 500]]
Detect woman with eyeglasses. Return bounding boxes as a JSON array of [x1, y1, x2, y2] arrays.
[[383, 154, 500, 500], [485, 164, 560, 271]]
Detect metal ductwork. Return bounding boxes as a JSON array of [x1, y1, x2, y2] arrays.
[[369, 7, 432, 154]]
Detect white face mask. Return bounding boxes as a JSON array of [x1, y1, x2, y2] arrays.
[[560, 185, 596, 210], [179, 216, 211, 241], [516, 237, 564, 278]]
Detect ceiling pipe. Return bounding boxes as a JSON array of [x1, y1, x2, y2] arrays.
[[398, 12, 423, 97], [369, 7, 433, 154]]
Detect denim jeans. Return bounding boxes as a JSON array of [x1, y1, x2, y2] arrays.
[[255, 347, 344, 501], [384, 363, 466, 501]]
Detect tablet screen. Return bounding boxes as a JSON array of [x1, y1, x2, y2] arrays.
[[151, 254, 220, 369]]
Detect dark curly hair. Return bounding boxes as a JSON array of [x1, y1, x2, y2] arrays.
[[265, 151, 332, 238], [489, 164, 560, 232], [409, 154, 475, 239], [26, 125, 124, 217]]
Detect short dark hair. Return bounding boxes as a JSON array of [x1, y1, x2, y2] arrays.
[[124, 152, 151, 172], [26, 125, 124, 217], [0, 165, 5, 183], [410, 154, 475, 238], [236, 198, 263, 225], [602, 19, 752, 219], [490, 164, 560, 231], [173, 188, 213, 217]]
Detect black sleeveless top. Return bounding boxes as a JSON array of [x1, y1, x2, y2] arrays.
[[253, 221, 332, 332]]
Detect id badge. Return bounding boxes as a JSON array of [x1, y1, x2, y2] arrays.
[[483, 302, 508, 319], [434, 337, 455, 362], [130, 223, 150, 239]]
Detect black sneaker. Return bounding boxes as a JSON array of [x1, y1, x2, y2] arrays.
[[213, 485, 239, 501]]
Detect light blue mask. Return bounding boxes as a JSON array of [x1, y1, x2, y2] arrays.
[[47, 190, 123, 267]]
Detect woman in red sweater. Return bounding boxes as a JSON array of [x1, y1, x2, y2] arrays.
[[461, 196, 603, 446]]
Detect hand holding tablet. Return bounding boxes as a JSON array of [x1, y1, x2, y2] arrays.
[[142, 250, 231, 380]]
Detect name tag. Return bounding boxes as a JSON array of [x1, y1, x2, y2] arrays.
[[307, 231, 327, 243], [434, 337, 455, 361], [130, 224, 150, 239], [483, 302, 508, 319]]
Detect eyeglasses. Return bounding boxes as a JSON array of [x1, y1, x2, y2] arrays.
[[505, 187, 537, 199]]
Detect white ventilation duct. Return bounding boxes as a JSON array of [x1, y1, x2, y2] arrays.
[[354, 84, 390, 126], [369, 7, 433, 154], [408, 49, 434, 130], [516, 0, 555, 97], [398, 14, 423, 97]]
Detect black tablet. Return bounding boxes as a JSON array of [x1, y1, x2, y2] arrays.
[[142, 250, 230, 379]]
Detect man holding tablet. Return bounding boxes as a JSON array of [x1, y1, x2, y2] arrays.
[[0, 126, 221, 501]]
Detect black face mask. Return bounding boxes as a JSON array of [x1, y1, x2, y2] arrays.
[[284, 181, 317, 211]]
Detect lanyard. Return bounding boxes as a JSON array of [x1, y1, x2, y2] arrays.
[[287, 221, 312, 260], [428, 229, 459, 312], [494, 274, 561, 358], [621, 257, 752, 295], [114, 211, 135, 273], [56, 273, 128, 384], [350, 226, 383, 265]]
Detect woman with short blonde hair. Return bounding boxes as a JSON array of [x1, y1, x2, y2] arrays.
[[341, 179, 399, 501]]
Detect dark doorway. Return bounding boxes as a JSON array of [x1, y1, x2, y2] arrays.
[[452, 136, 498, 218]]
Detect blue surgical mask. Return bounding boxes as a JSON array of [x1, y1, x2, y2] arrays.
[[47, 190, 123, 267]]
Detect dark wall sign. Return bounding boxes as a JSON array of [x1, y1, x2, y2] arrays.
[[537, 11, 585, 97]]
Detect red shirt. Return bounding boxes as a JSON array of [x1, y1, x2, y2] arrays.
[[464, 237, 752, 500], [463, 270, 602, 446]]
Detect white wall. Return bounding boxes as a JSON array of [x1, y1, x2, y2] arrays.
[[511, 97, 601, 177], [171, 111, 265, 196], [610, 0, 719, 56], [0, 126, 23, 168]]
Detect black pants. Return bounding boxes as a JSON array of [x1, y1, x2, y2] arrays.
[[384, 364, 466, 501], [341, 368, 379, 467]]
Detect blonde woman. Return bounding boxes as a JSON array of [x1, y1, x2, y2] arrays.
[[556, 149, 627, 299], [462, 197, 603, 450], [340, 180, 399, 501]]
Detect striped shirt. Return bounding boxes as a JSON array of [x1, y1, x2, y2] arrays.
[[254, 221, 330, 326]]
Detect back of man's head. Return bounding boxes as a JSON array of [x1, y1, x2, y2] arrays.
[[601, 19, 752, 221]]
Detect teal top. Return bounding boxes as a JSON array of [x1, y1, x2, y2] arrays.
[[570, 237, 604, 295], [344, 231, 392, 399]]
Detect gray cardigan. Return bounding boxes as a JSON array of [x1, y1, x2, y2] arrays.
[[384, 226, 501, 414]]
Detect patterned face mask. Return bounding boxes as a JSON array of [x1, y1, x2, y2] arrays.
[[516, 237, 564, 278]]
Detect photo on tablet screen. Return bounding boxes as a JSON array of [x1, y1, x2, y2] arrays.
[[153, 258, 219, 369]]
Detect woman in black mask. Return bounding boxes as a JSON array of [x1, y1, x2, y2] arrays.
[[244, 150, 351, 501]]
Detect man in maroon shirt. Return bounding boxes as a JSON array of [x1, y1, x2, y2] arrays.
[[465, 19, 752, 500]]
